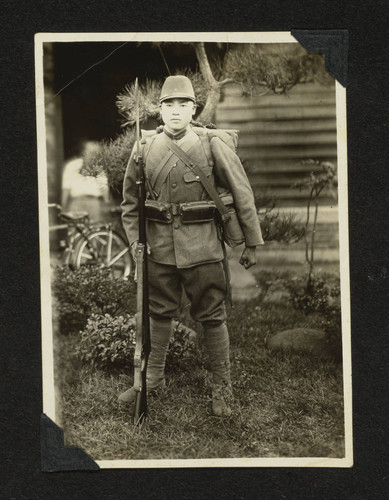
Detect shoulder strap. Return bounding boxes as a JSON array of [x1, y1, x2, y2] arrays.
[[164, 137, 231, 222], [199, 134, 214, 167], [150, 132, 201, 195], [192, 127, 214, 166]]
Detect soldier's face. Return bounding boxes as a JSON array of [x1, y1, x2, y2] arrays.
[[160, 99, 196, 132]]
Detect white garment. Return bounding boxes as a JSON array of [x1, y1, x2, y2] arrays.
[[62, 158, 109, 200]]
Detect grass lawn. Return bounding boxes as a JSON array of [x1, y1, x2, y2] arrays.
[[54, 281, 345, 461]]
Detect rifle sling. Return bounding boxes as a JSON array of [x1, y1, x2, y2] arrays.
[[133, 142, 157, 200], [164, 137, 231, 223], [221, 239, 233, 307], [151, 132, 200, 195]]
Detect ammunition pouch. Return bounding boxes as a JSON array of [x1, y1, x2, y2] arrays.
[[145, 196, 245, 247], [180, 201, 216, 224], [145, 200, 217, 224], [144, 200, 172, 223]]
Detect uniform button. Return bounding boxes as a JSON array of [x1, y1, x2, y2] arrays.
[[172, 163, 177, 168], [174, 223, 180, 230], [172, 183, 177, 188]]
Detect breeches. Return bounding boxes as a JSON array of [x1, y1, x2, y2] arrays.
[[148, 260, 227, 325]]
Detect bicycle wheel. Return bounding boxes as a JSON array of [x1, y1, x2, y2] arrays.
[[71, 228, 132, 279]]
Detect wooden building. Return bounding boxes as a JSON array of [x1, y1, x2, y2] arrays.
[[216, 81, 337, 207], [216, 82, 340, 265]]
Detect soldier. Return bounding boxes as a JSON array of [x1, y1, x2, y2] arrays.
[[119, 75, 264, 416]]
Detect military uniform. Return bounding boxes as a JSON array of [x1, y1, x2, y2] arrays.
[[119, 75, 263, 416], [122, 126, 263, 265], [122, 126, 263, 321]]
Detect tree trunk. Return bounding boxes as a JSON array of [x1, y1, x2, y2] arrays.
[[198, 83, 223, 124], [193, 42, 216, 87], [193, 42, 233, 125]]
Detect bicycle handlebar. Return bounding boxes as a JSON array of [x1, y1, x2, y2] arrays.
[[48, 203, 63, 211]]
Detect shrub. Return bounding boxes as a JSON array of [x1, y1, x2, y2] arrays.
[[259, 211, 306, 244], [75, 314, 201, 371], [286, 274, 342, 358], [166, 321, 202, 372], [255, 190, 306, 244], [289, 275, 340, 319], [76, 313, 136, 369], [294, 161, 338, 282], [52, 266, 137, 335]]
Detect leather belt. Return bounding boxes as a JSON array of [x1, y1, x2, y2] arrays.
[[144, 200, 216, 224]]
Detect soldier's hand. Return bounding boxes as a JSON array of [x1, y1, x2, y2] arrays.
[[130, 241, 151, 261], [131, 241, 151, 282], [239, 246, 257, 269]]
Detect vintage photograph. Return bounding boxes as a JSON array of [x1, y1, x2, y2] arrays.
[[36, 32, 352, 467]]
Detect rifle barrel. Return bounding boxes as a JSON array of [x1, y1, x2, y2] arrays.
[[132, 76, 151, 425]]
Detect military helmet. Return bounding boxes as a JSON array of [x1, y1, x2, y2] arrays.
[[159, 75, 196, 103]]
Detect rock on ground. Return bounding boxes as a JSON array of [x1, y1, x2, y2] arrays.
[[265, 328, 335, 358]]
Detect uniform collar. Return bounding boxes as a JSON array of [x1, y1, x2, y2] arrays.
[[163, 125, 191, 141]]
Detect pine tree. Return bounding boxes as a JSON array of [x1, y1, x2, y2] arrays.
[[82, 42, 332, 244]]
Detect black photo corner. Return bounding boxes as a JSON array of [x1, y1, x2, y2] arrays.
[[1, 1, 388, 498]]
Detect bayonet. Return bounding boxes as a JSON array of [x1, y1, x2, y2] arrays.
[[133, 78, 151, 425]]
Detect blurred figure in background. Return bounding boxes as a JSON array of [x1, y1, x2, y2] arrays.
[[61, 140, 110, 222]]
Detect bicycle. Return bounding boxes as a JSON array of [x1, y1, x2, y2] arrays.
[[48, 204, 132, 279]]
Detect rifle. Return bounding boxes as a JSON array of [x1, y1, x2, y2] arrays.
[[133, 78, 151, 424]]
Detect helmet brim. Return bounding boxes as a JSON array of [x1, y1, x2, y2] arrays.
[[160, 95, 196, 104]]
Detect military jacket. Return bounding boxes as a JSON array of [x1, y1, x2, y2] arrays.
[[122, 126, 264, 268]]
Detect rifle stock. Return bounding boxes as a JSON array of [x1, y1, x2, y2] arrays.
[[133, 78, 151, 425], [133, 243, 150, 423]]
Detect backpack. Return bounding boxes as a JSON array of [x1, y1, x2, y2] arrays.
[[140, 125, 239, 159], [191, 126, 239, 154]]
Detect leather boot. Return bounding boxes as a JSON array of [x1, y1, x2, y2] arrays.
[[203, 322, 233, 417], [118, 317, 172, 403]]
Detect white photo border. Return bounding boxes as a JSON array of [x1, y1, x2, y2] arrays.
[[35, 31, 352, 469]]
